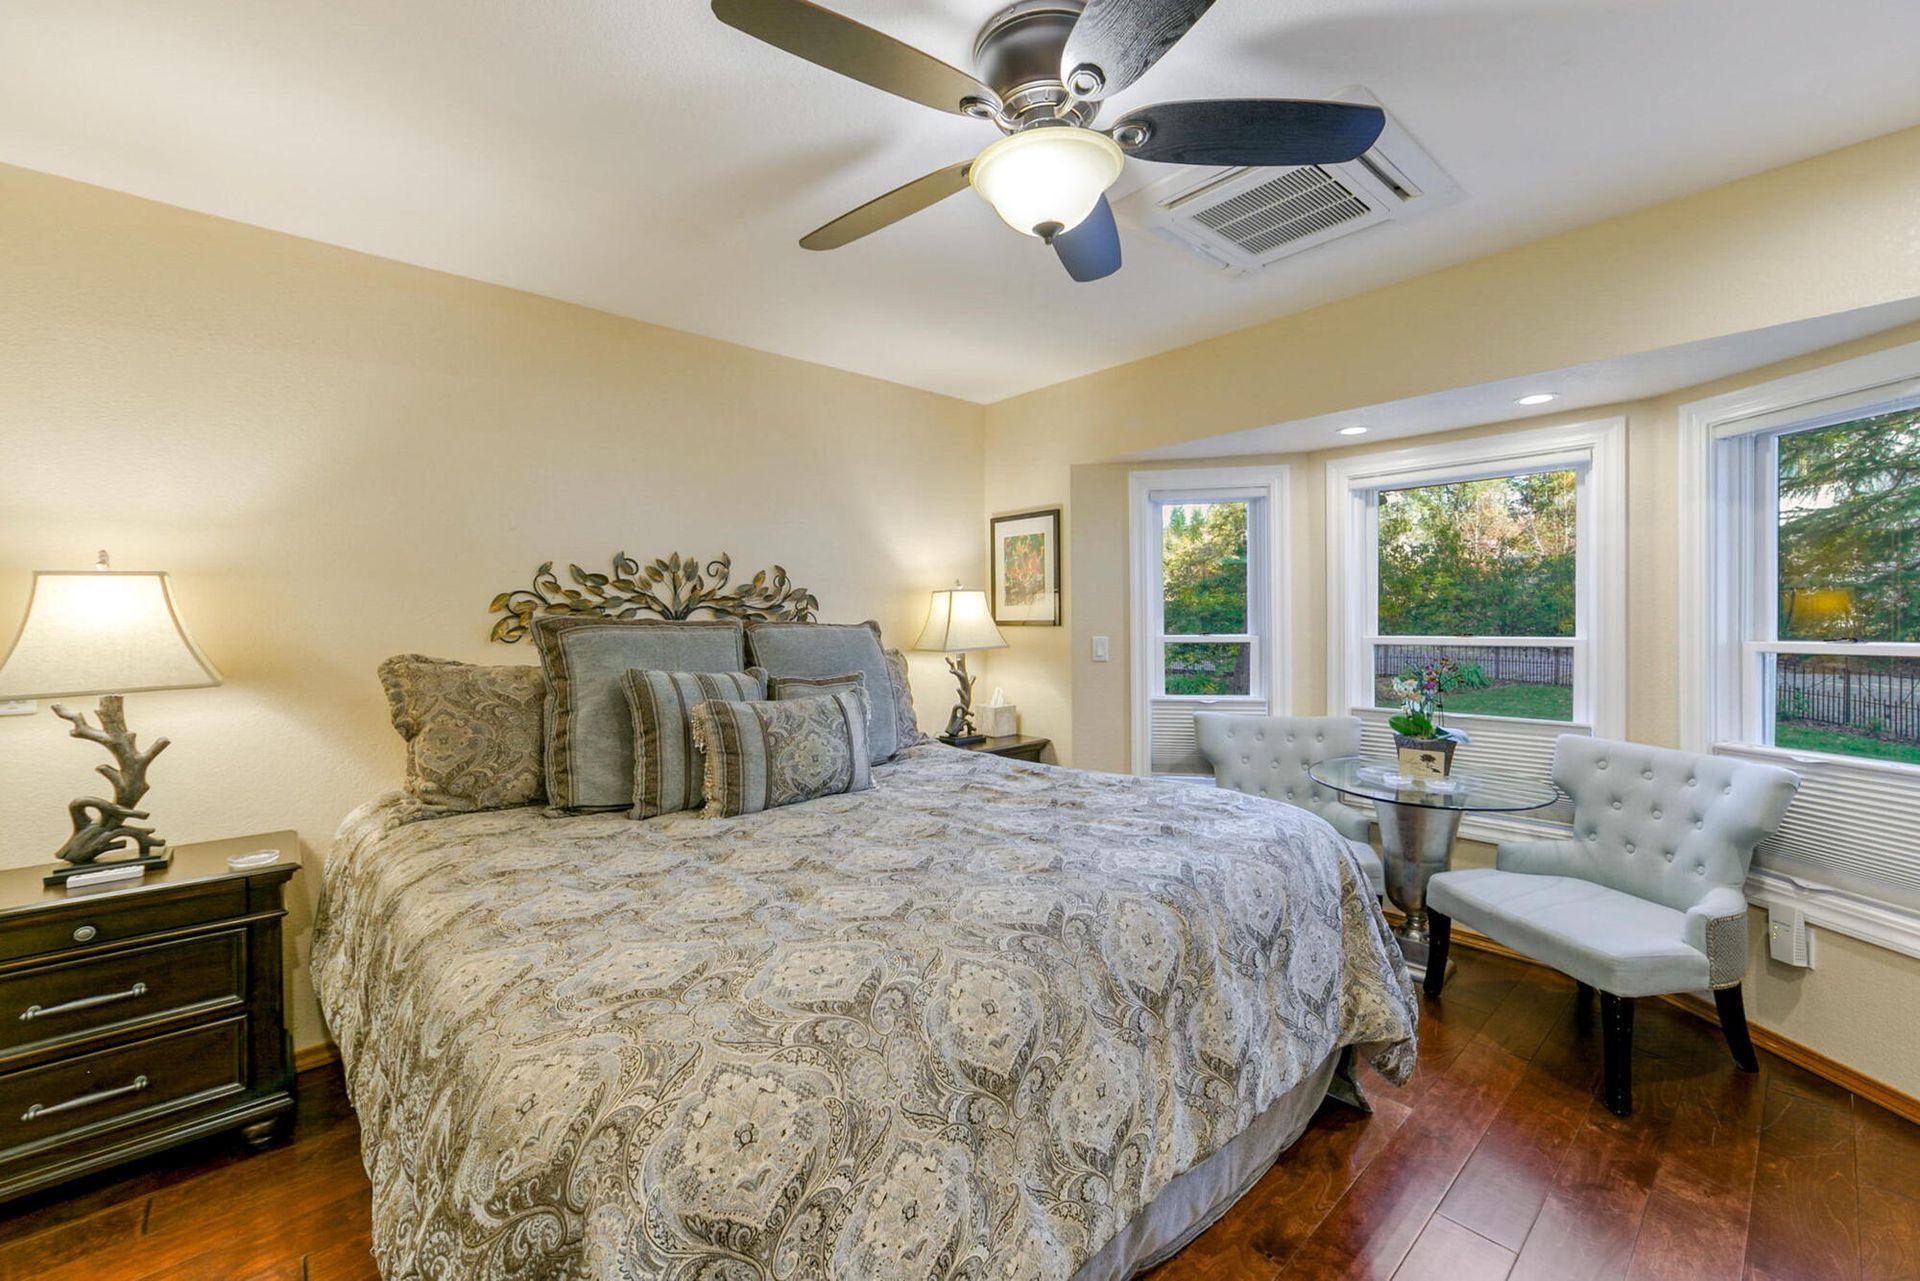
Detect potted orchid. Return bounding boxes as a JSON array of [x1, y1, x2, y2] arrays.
[[1387, 658, 1480, 777]]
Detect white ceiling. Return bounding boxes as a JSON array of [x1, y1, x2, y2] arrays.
[[1131, 297, 1920, 459], [4, 0, 1920, 403]]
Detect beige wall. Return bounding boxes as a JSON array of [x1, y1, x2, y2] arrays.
[[0, 164, 987, 1052], [985, 123, 1920, 763], [1057, 316, 1920, 1098]]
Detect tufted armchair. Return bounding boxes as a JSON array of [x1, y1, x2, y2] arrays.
[[1424, 735, 1798, 1115], [1194, 713, 1385, 898]]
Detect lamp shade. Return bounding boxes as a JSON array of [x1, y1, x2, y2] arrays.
[[969, 127, 1125, 238], [914, 588, 1008, 654], [0, 567, 222, 700]]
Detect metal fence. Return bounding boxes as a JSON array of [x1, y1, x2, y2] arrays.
[[1374, 644, 1573, 688], [1776, 654, 1920, 743], [1371, 646, 1920, 744]]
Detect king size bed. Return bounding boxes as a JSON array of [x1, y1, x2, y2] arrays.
[[310, 555, 1418, 1280]]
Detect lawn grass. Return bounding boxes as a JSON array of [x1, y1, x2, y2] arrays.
[[1775, 723, 1920, 765], [1376, 682, 1573, 722]]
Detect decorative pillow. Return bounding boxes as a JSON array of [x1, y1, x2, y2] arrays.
[[884, 648, 930, 750], [745, 621, 897, 764], [769, 671, 863, 701], [533, 617, 746, 810], [690, 689, 873, 818], [619, 668, 767, 818], [377, 655, 545, 812]]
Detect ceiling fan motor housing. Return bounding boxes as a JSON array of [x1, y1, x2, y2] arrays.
[[973, 1, 1098, 128]]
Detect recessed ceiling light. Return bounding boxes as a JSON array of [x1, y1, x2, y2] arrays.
[[1337, 426, 1369, 436], [1515, 393, 1558, 406]]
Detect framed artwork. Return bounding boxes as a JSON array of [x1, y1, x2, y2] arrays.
[[991, 507, 1062, 626]]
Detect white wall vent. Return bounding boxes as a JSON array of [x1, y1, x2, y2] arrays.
[[1115, 88, 1460, 276]]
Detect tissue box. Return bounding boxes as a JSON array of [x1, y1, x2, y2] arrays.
[[983, 704, 1019, 738]]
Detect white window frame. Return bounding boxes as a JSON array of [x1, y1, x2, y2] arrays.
[[1326, 420, 1627, 839], [1679, 338, 1920, 956], [1128, 465, 1289, 776]]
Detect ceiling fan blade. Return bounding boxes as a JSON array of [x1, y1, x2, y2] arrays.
[[1112, 99, 1386, 167], [1060, 0, 1216, 101], [1052, 196, 1122, 282], [800, 160, 974, 250], [712, 0, 998, 118]]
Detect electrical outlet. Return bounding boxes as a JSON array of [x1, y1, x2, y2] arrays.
[[1091, 636, 1110, 662], [0, 700, 36, 717]]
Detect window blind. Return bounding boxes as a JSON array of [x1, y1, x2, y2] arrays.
[[1150, 699, 1266, 775], [1717, 745, 1920, 913]]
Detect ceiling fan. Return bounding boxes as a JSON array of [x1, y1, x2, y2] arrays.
[[711, 0, 1387, 282]]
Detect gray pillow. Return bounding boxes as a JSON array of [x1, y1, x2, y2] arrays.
[[377, 655, 546, 812], [746, 621, 896, 764], [533, 617, 745, 809], [621, 668, 767, 818], [769, 671, 864, 701], [691, 689, 873, 817]]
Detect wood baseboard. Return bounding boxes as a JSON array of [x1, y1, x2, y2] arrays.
[[1426, 917, 1920, 1126], [294, 1041, 340, 1074]]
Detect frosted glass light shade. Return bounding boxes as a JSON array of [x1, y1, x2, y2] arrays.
[[969, 127, 1124, 238], [0, 570, 222, 700], [914, 589, 1009, 654]]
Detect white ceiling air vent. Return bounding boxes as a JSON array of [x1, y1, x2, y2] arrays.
[[1115, 88, 1460, 276]]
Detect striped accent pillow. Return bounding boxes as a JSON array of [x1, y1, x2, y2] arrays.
[[769, 671, 864, 701], [619, 668, 768, 818], [690, 689, 873, 818]]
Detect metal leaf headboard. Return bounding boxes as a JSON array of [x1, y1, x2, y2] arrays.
[[489, 552, 818, 643]]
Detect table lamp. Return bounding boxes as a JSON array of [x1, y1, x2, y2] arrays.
[[913, 584, 1008, 746], [0, 552, 222, 883]]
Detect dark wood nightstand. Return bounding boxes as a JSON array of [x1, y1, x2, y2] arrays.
[[955, 735, 1051, 762], [0, 831, 299, 1202]]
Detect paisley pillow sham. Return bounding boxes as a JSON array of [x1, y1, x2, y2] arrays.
[[884, 647, 929, 750], [690, 689, 873, 817], [376, 654, 546, 812]]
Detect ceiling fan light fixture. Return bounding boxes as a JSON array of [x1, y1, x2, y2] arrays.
[[969, 127, 1125, 239]]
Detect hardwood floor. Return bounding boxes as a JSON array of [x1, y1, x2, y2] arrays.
[[1, 950, 1915, 1280]]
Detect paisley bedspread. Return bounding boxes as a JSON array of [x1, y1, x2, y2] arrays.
[[311, 746, 1417, 1280]]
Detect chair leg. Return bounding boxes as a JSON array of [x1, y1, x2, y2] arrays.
[[1601, 993, 1635, 1116], [1714, 984, 1760, 1073], [1573, 981, 1594, 1027], [1422, 909, 1451, 998]]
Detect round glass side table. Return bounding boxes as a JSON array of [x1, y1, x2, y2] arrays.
[[1308, 756, 1561, 979]]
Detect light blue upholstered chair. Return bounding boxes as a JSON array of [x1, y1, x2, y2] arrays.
[[1194, 713, 1386, 898], [1424, 735, 1798, 1116]]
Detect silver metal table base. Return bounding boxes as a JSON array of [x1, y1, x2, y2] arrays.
[[1375, 798, 1462, 984]]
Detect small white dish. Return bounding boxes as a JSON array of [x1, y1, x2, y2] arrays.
[[1379, 772, 1415, 788], [227, 849, 283, 869], [1424, 778, 1467, 794]]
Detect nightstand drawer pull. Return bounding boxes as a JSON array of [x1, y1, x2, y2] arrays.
[[72, 925, 98, 943], [20, 981, 149, 1023], [23, 1074, 150, 1122]]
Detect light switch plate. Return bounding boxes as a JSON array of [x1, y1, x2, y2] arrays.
[[1091, 636, 1110, 662], [0, 700, 36, 717]]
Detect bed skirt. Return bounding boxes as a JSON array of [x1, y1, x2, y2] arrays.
[[1071, 1050, 1343, 1281]]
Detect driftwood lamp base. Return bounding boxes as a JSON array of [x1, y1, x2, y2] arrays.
[[43, 694, 174, 885]]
